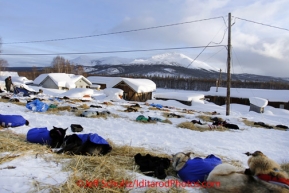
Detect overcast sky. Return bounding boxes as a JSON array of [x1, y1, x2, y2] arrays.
[[1, 0, 289, 77]]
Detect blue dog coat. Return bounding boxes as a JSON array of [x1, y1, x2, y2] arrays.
[[177, 154, 222, 183], [26, 127, 52, 145], [26, 99, 49, 112], [77, 133, 110, 145], [0, 114, 27, 127]]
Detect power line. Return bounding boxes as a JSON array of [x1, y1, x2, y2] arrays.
[[0, 45, 226, 56], [186, 25, 228, 68], [2, 16, 224, 45], [234, 16, 289, 32]]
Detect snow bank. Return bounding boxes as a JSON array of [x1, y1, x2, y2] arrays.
[[58, 88, 94, 100], [103, 88, 123, 101], [154, 92, 204, 103]]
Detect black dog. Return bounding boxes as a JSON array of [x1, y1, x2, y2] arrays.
[[134, 153, 171, 179], [49, 126, 68, 148], [90, 105, 102, 108], [191, 120, 203, 125], [57, 134, 112, 156], [213, 120, 239, 130], [275, 124, 288, 129], [130, 103, 140, 108], [254, 122, 273, 129], [125, 107, 138, 112], [167, 113, 181, 118]]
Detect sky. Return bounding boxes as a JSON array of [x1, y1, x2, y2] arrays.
[[0, 85, 288, 192], [1, 0, 289, 77]]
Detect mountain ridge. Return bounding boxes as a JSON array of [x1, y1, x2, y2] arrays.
[[71, 52, 219, 71]]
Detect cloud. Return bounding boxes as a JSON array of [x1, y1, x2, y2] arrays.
[[1, 0, 289, 77]]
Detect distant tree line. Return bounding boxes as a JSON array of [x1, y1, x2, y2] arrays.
[[19, 56, 87, 80], [119, 74, 289, 91]]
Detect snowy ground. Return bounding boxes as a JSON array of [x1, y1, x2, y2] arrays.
[[0, 87, 288, 193]]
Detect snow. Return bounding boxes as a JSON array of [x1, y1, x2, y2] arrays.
[[0, 76, 33, 87], [0, 86, 289, 193], [57, 88, 94, 100], [87, 76, 156, 93], [0, 72, 19, 77], [132, 53, 218, 71], [249, 97, 268, 107], [103, 88, 123, 101], [154, 92, 204, 103], [0, 154, 69, 193]]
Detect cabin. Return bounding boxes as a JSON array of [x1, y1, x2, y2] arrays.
[[86, 76, 115, 89], [33, 73, 91, 90], [205, 87, 289, 110], [107, 77, 156, 102]]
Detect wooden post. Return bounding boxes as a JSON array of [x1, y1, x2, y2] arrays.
[[226, 13, 232, 116]]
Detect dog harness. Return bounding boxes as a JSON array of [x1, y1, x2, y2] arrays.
[[257, 174, 289, 187]]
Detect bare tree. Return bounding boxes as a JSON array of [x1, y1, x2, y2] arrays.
[[74, 65, 84, 75], [51, 56, 66, 72], [32, 66, 38, 79]]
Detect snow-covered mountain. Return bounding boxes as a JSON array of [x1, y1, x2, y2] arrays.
[[70, 52, 218, 71], [70, 55, 93, 66], [91, 56, 133, 65], [131, 53, 217, 71]]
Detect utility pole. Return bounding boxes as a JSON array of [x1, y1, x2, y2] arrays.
[[226, 13, 232, 116]]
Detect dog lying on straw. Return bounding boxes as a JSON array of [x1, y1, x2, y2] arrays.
[[171, 152, 222, 183], [206, 151, 289, 193]]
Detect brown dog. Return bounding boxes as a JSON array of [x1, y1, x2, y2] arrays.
[[206, 151, 289, 193], [246, 151, 288, 179], [206, 163, 289, 193]]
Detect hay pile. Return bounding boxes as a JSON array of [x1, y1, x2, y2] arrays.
[[56, 144, 173, 192], [0, 130, 51, 164], [196, 115, 224, 123], [177, 121, 227, 132], [242, 119, 287, 131], [0, 130, 181, 192]]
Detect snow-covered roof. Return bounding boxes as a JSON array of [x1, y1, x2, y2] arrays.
[[0, 76, 32, 85], [103, 88, 123, 96], [86, 76, 117, 84], [249, 97, 268, 107], [33, 73, 91, 89], [206, 87, 289, 102], [108, 77, 156, 93], [90, 84, 101, 89], [0, 71, 19, 77], [154, 92, 204, 102], [33, 74, 48, 85]]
